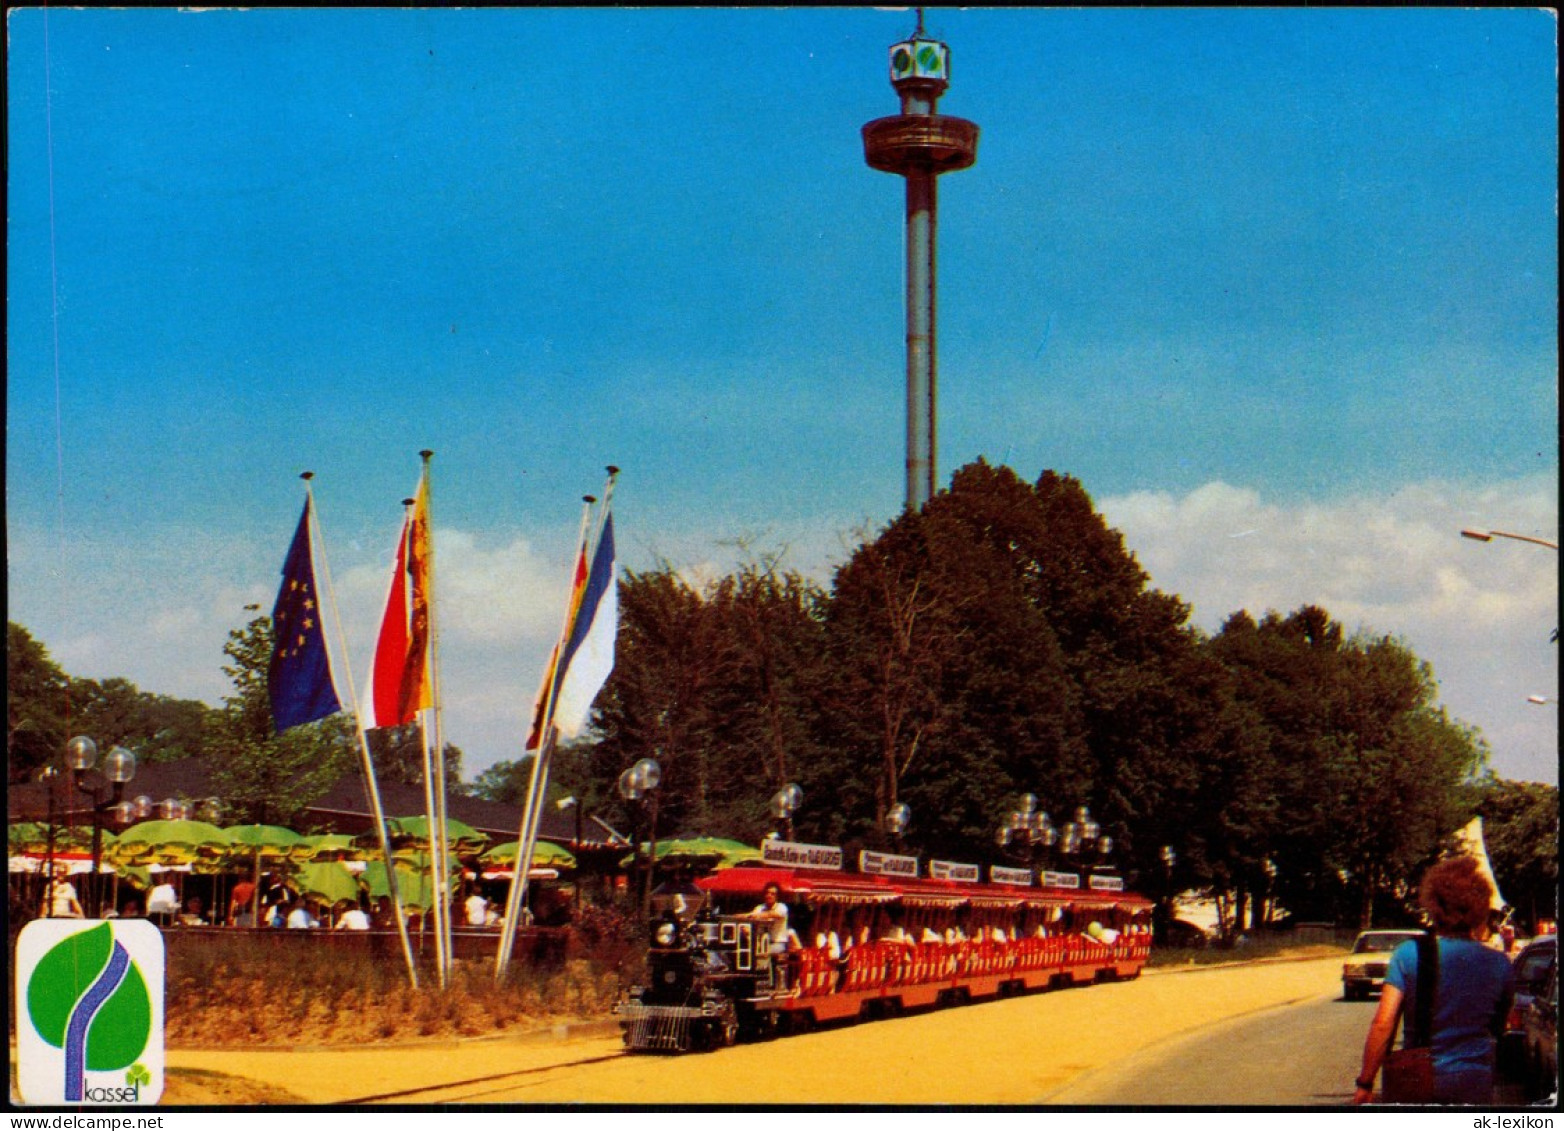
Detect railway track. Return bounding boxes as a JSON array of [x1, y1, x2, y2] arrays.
[[334, 1048, 628, 1105]]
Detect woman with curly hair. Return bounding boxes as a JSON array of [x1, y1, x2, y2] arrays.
[[1352, 854, 1516, 1105]]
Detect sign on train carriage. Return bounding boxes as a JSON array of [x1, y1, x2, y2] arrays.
[[928, 859, 980, 883], [1042, 870, 1081, 889], [990, 864, 1033, 887], [1089, 874, 1125, 891], [859, 849, 919, 877], [760, 838, 843, 871]]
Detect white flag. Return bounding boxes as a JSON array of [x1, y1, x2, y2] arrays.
[[551, 513, 617, 738]]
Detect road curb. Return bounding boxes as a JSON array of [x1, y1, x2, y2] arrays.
[[1144, 949, 1346, 976]]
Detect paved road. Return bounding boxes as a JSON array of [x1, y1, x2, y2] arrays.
[[1050, 990, 1534, 1107], [1048, 990, 1367, 1105]]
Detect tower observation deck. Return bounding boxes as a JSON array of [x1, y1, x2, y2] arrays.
[[862, 28, 979, 511]]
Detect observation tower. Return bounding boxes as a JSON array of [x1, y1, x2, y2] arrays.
[[862, 16, 979, 511]]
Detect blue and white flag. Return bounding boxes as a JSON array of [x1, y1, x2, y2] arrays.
[[268, 497, 342, 733], [550, 512, 617, 739]]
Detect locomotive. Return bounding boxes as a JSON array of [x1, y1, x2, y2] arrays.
[[614, 892, 777, 1052], [615, 845, 1154, 1053]]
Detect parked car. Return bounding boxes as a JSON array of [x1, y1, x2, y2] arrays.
[[1342, 929, 1424, 1000], [1522, 961, 1558, 1102], [1503, 935, 1556, 1075]]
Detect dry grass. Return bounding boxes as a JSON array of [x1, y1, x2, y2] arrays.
[[160, 904, 642, 1048]]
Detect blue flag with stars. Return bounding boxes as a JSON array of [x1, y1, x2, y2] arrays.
[[268, 497, 342, 733]]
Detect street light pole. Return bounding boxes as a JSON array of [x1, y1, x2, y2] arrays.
[[770, 783, 803, 843], [1461, 528, 1559, 551], [556, 795, 583, 912], [64, 737, 137, 918], [618, 758, 662, 924]]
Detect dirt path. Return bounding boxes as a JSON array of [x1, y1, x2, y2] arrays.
[[164, 955, 1349, 1105]]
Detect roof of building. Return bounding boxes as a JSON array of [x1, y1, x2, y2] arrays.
[[8, 757, 625, 850]]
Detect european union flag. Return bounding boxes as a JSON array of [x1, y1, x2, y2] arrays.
[[268, 498, 342, 733]]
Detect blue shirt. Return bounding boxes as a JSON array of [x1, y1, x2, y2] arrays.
[[1386, 936, 1515, 1101]]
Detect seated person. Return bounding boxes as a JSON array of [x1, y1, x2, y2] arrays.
[[229, 880, 256, 926], [43, 877, 85, 919], [146, 881, 179, 924], [179, 897, 209, 926], [335, 900, 371, 930]]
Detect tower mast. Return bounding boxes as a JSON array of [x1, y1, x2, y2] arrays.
[[862, 14, 979, 511]]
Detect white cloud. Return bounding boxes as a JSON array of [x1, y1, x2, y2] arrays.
[[1101, 474, 1559, 785]]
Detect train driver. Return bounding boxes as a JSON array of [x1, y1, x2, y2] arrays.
[[745, 882, 790, 987]]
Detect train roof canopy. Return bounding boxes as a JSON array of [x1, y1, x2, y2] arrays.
[[698, 865, 1152, 911]]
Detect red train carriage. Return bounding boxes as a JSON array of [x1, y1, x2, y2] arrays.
[[614, 849, 1153, 1052]]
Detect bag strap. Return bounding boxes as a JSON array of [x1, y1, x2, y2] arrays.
[[1408, 931, 1439, 1048]]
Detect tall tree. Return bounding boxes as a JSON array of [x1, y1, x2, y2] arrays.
[[64, 677, 216, 763], [1211, 607, 1488, 927], [1479, 778, 1559, 934], [7, 622, 71, 781], [822, 510, 970, 848]]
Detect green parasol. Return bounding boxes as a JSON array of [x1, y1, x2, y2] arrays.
[[620, 835, 760, 871], [103, 819, 230, 867], [294, 860, 364, 907], [353, 816, 490, 863], [8, 821, 100, 854], [223, 824, 311, 861], [302, 832, 361, 860], [482, 839, 576, 870], [362, 853, 461, 913]]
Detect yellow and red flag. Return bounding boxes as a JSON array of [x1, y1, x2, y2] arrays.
[[364, 479, 433, 729]]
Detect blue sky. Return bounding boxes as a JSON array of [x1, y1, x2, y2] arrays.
[[8, 8, 1557, 787]]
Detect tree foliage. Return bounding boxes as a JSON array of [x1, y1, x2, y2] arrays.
[[577, 461, 1495, 930], [582, 561, 828, 844], [7, 621, 217, 782], [8, 622, 71, 782], [1209, 607, 1487, 927], [366, 723, 464, 790], [1479, 778, 1559, 933], [207, 611, 355, 827]]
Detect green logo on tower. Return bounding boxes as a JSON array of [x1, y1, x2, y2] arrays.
[[15, 918, 165, 1105]]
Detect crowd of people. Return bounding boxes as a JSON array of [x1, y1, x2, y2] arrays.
[[28, 870, 573, 933]]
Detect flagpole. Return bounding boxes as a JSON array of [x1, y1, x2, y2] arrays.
[[495, 492, 597, 978], [496, 466, 620, 979], [514, 468, 619, 905], [302, 472, 420, 989], [416, 450, 453, 982], [419, 450, 456, 984], [401, 489, 447, 989]]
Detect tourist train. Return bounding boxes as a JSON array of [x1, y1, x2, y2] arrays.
[[614, 839, 1154, 1052]]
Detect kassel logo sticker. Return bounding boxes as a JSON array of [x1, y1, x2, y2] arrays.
[[15, 918, 165, 1105]]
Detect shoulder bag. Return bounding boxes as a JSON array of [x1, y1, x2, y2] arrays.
[[1381, 931, 1438, 1103]]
